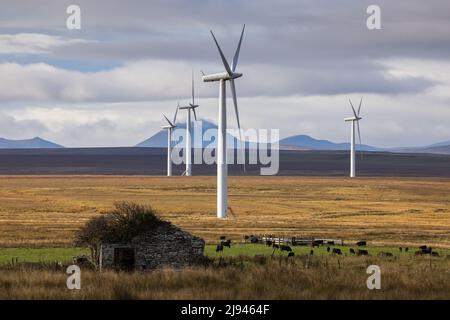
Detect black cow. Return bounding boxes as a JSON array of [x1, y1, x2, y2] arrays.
[[356, 241, 367, 247], [310, 250, 314, 255], [421, 247, 432, 254], [216, 244, 224, 252], [280, 245, 292, 252], [327, 247, 331, 252], [288, 252, 295, 258], [405, 247, 409, 252], [272, 244, 279, 249], [399, 247, 403, 252], [419, 245, 428, 250], [332, 248, 342, 255], [357, 249, 369, 256], [431, 251, 440, 257], [220, 235, 227, 240], [349, 248, 356, 255], [221, 239, 231, 248], [266, 240, 273, 246]]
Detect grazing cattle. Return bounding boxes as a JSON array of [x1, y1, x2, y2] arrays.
[[356, 241, 367, 247], [399, 247, 403, 252], [379, 251, 393, 257], [266, 240, 273, 246], [250, 237, 259, 244], [310, 250, 314, 256], [405, 247, 409, 252], [221, 239, 231, 248], [280, 245, 292, 252], [431, 251, 440, 257], [216, 244, 224, 252], [421, 247, 432, 254], [349, 248, 356, 255], [288, 252, 295, 258], [332, 248, 342, 255], [357, 249, 369, 256], [220, 235, 227, 240], [244, 235, 250, 240], [419, 245, 428, 250], [328, 241, 335, 245], [327, 247, 331, 252]]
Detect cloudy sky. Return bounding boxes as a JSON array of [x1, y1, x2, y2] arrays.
[[0, 0, 449, 147]]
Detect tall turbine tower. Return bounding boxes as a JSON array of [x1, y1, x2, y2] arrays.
[[162, 104, 179, 176], [345, 97, 363, 178], [179, 71, 199, 176], [202, 25, 245, 219]]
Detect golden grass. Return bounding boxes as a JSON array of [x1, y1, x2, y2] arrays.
[[0, 175, 449, 247], [1, 255, 450, 299]]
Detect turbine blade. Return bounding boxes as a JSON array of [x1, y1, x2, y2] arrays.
[[230, 79, 246, 172], [163, 114, 174, 127], [191, 69, 195, 105], [210, 30, 232, 76], [192, 107, 198, 121], [349, 99, 358, 118], [357, 96, 363, 116], [173, 103, 179, 124], [232, 24, 245, 72], [357, 120, 363, 160]]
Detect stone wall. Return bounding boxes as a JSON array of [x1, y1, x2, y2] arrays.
[[100, 224, 205, 271]]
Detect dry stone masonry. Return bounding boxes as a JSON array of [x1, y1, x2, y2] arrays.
[[100, 223, 205, 271]]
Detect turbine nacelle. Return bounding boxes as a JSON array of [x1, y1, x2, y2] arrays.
[[202, 71, 243, 82], [344, 116, 362, 122]]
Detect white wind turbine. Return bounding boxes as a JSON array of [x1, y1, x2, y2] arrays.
[[179, 71, 199, 176], [162, 104, 179, 177], [202, 25, 245, 219], [344, 97, 363, 178]]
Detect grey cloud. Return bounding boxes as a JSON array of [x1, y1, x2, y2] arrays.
[[0, 113, 48, 138]]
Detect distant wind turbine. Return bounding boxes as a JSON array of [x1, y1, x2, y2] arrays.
[[162, 104, 179, 177], [344, 97, 363, 178], [179, 70, 199, 176], [202, 25, 245, 219]]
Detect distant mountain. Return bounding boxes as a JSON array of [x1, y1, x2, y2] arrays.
[[428, 140, 450, 148], [136, 120, 249, 149], [279, 135, 380, 151], [391, 141, 450, 155], [0, 137, 63, 149]]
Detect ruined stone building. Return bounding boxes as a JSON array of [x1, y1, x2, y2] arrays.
[[99, 223, 205, 271]]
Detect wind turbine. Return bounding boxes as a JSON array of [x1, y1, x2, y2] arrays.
[[162, 104, 179, 177], [202, 24, 245, 219], [344, 97, 363, 178], [179, 70, 199, 176]]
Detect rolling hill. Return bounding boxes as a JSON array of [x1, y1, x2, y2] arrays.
[[279, 135, 380, 151], [0, 137, 63, 149]]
